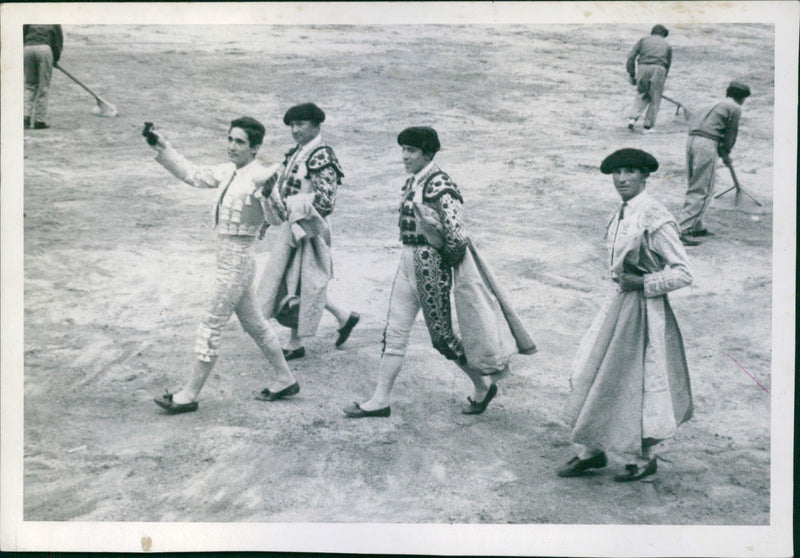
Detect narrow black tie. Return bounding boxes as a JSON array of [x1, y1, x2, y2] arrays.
[[619, 202, 628, 220]]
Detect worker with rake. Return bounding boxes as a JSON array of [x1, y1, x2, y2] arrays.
[[23, 24, 63, 129], [678, 81, 751, 245], [625, 24, 672, 134]]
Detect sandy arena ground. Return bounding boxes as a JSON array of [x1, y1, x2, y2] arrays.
[[22, 24, 773, 524]]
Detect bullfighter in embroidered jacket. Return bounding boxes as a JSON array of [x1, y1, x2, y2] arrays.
[[557, 148, 693, 482], [257, 103, 359, 361], [343, 126, 536, 419], [147, 117, 300, 414]]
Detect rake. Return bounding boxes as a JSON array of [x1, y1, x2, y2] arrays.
[[55, 64, 118, 117], [661, 94, 691, 121], [714, 161, 763, 206]]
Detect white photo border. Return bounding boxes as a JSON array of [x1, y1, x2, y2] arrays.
[[1, 2, 796, 555]]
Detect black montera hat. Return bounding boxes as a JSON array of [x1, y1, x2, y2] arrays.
[[600, 148, 659, 174], [397, 126, 441, 153], [283, 103, 326, 125]]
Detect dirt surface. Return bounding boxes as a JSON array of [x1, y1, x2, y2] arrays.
[[22, 24, 773, 524]]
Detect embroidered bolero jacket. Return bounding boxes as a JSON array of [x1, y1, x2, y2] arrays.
[[399, 165, 468, 267], [280, 143, 344, 219]]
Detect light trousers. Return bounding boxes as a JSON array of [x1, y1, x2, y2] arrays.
[[195, 235, 283, 366], [678, 136, 718, 233], [24, 44, 54, 122], [627, 64, 667, 129], [382, 245, 464, 362]]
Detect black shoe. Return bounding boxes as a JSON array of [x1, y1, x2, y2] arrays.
[[24, 117, 31, 129], [461, 383, 498, 415], [556, 452, 608, 477], [33, 121, 50, 129], [254, 382, 300, 401], [342, 402, 391, 418], [153, 391, 198, 414], [282, 347, 305, 361], [679, 234, 701, 246], [335, 312, 360, 348], [614, 458, 657, 482], [685, 229, 714, 237]]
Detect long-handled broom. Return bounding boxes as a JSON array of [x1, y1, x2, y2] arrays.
[[55, 64, 118, 117]]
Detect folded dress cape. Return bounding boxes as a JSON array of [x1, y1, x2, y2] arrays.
[[256, 198, 331, 336], [567, 199, 693, 457], [414, 201, 537, 374]]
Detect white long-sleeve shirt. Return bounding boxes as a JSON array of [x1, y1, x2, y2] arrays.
[[155, 145, 280, 236]]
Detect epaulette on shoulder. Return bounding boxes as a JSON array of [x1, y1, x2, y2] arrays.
[[640, 198, 676, 233], [422, 171, 463, 203], [306, 145, 344, 179]]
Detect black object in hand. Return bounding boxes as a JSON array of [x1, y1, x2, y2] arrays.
[[623, 260, 646, 276], [143, 122, 158, 146]]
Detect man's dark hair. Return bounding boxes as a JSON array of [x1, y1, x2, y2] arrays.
[[651, 24, 669, 37], [229, 116, 265, 147], [726, 82, 752, 102]]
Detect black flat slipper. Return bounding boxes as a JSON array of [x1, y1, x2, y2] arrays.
[[154, 391, 198, 414], [342, 401, 390, 418], [335, 312, 360, 347], [254, 382, 300, 402], [462, 383, 498, 415]]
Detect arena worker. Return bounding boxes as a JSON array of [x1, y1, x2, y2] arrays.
[[677, 81, 751, 245], [625, 24, 672, 134], [24, 24, 64, 129]]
